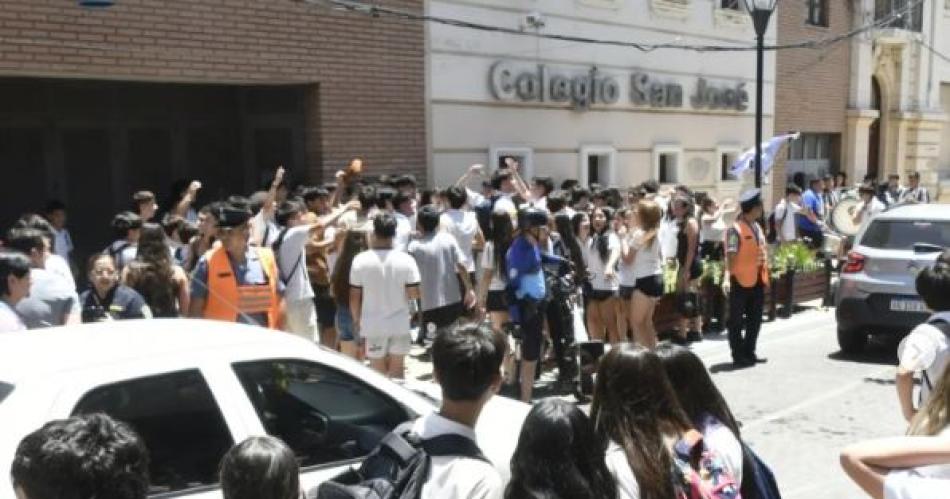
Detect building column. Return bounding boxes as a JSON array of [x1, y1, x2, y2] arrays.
[[844, 109, 878, 184], [891, 111, 945, 196]]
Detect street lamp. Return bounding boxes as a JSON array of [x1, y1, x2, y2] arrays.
[[742, 0, 777, 189]]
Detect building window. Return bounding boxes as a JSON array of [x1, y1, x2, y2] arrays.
[[489, 145, 534, 180], [720, 0, 741, 10], [579, 145, 617, 187], [786, 133, 839, 186], [806, 0, 829, 26], [875, 0, 922, 31], [653, 146, 681, 185], [717, 146, 741, 182]]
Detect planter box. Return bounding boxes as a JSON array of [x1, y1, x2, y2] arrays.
[[772, 266, 830, 318]]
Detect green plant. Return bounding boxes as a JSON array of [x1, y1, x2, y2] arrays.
[[663, 259, 679, 295], [770, 241, 822, 279], [701, 258, 725, 286]]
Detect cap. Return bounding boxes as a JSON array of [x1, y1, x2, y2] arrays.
[[214, 204, 252, 229], [739, 188, 762, 211]]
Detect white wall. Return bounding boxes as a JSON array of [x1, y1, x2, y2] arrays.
[[427, 0, 776, 197]]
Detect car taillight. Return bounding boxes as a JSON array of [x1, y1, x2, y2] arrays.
[[842, 251, 866, 274]]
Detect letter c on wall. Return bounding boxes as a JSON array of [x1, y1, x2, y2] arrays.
[[490, 61, 517, 101]]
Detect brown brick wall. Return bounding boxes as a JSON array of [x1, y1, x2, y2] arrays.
[[773, 0, 851, 201], [0, 0, 426, 183]]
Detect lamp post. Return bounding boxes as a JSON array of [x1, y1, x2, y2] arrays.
[[742, 0, 777, 189]]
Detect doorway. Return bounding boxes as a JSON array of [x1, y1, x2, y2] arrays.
[[867, 77, 882, 181]]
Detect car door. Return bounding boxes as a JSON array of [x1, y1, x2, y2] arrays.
[[51, 364, 247, 499], [225, 358, 419, 494]]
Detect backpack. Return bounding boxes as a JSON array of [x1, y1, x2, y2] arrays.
[[312, 430, 489, 499], [741, 443, 782, 499], [765, 205, 788, 244], [671, 431, 741, 499]]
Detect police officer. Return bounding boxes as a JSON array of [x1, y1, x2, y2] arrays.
[[723, 189, 770, 368], [188, 203, 283, 329]]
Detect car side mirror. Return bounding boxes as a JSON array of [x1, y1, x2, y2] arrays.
[[914, 243, 943, 254]]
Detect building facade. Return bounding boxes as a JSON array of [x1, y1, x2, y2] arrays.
[[427, 0, 775, 202], [0, 0, 425, 254], [772, 0, 851, 202]]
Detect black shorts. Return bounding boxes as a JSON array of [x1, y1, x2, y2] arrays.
[[312, 286, 337, 329], [700, 241, 724, 261], [486, 290, 507, 312], [421, 302, 465, 332], [619, 286, 636, 300], [588, 288, 616, 301], [635, 275, 664, 298], [679, 258, 703, 281]]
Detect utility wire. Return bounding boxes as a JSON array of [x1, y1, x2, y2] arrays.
[[308, 0, 924, 53]]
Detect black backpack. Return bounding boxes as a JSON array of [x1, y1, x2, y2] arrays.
[[922, 318, 950, 395], [271, 227, 302, 286], [312, 430, 489, 499], [766, 206, 790, 244]]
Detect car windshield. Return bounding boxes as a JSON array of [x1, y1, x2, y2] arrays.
[[0, 382, 13, 404], [861, 220, 950, 250]]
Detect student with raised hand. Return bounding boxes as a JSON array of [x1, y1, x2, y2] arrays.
[[220, 436, 302, 499], [11, 413, 149, 499], [506, 397, 617, 499], [842, 362, 950, 499]]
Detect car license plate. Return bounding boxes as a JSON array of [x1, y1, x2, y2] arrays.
[[890, 299, 928, 313]]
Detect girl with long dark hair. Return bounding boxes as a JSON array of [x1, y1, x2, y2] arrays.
[[591, 345, 695, 499], [477, 210, 516, 335], [655, 344, 746, 486], [331, 229, 369, 359], [583, 206, 622, 343], [671, 195, 703, 344], [506, 398, 617, 499], [123, 223, 189, 317]]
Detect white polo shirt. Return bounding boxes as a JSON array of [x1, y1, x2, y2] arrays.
[[409, 412, 503, 499]]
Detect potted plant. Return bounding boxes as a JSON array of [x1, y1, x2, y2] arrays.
[[769, 242, 829, 317]]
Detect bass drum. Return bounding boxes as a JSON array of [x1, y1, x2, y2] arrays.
[[830, 198, 862, 237]]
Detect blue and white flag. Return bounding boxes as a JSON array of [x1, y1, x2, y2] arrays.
[[729, 132, 801, 180]]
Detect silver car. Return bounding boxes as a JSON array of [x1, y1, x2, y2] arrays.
[[835, 203, 949, 353]]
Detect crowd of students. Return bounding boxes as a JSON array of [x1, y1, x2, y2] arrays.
[[10, 322, 775, 499]]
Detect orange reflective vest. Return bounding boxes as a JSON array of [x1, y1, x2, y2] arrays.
[[727, 220, 770, 288], [203, 246, 281, 329]]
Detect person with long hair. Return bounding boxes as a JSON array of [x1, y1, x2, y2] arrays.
[[591, 344, 697, 499], [477, 209, 516, 382], [620, 201, 664, 349], [583, 206, 622, 342], [655, 344, 745, 485], [123, 223, 190, 317], [219, 436, 301, 499], [184, 202, 221, 272], [330, 228, 369, 359], [841, 362, 950, 498], [616, 208, 637, 340], [671, 195, 703, 344], [506, 397, 618, 499]]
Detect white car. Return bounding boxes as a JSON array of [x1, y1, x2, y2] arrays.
[[0, 319, 529, 499]]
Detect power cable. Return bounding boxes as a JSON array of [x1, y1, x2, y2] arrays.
[[306, 0, 924, 54]]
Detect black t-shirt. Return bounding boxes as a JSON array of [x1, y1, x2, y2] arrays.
[[79, 285, 149, 323]]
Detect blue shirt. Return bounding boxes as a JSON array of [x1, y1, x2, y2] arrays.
[[798, 189, 822, 232], [506, 236, 546, 301]]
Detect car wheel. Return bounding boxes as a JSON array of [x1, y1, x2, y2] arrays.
[[837, 327, 867, 354]]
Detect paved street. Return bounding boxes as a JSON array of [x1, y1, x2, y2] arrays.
[[407, 305, 908, 498]]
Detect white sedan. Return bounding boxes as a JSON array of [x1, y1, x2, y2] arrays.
[[0, 319, 529, 499]]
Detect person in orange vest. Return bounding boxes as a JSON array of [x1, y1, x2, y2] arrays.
[[188, 203, 283, 329], [723, 188, 770, 368]]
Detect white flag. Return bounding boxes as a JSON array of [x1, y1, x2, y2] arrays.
[[729, 132, 801, 179]]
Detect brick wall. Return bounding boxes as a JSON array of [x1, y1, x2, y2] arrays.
[[773, 0, 851, 201], [0, 0, 426, 183]]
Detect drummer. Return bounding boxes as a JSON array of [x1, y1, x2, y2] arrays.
[[851, 184, 886, 228]]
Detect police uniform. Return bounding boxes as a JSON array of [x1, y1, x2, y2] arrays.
[[79, 285, 151, 323], [191, 206, 283, 329], [726, 189, 770, 367]]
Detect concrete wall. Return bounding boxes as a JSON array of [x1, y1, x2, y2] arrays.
[[427, 0, 774, 199]]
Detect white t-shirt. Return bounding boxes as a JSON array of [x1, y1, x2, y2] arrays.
[[441, 209, 478, 272], [583, 233, 620, 291], [52, 228, 73, 260], [883, 427, 950, 499], [250, 210, 280, 247], [275, 225, 314, 303], [898, 311, 950, 406], [618, 233, 639, 287], [659, 218, 679, 261], [394, 213, 413, 252], [700, 212, 727, 244], [0, 300, 26, 332], [605, 442, 640, 499], [46, 254, 75, 289], [349, 248, 420, 338], [479, 242, 506, 292], [631, 231, 663, 280], [493, 194, 517, 217], [409, 413, 503, 499], [858, 197, 887, 224], [774, 200, 800, 242]]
